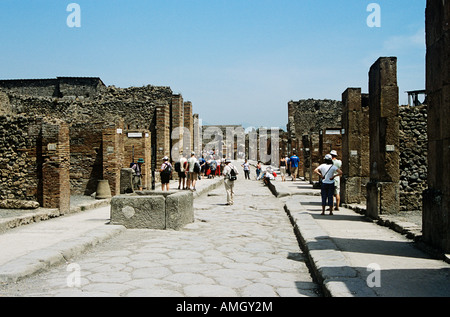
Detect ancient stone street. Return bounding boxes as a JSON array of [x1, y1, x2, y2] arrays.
[[0, 170, 321, 297]]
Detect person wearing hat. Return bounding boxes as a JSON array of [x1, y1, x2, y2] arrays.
[[314, 154, 342, 215], [223, 159, 239, 205], [131, 158, 145, 191], [330, 150, 342, 211], [186, 151, 199, 191], [160, 156, 172, 191]]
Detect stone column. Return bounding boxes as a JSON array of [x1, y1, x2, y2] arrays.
[[102, 122, 124, 196], [341, 88, 370, 204], [366, 57, 400, 218], [183, 101, 193, 155], [423, 0, 450, 253], [155, 102, 170, 165], [193, 114, 202, 155], [170, 94, 184, 160], [41, 119, 70, 215]]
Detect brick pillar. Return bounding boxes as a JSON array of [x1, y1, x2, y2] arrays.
[[124, 129, 151, 190], [341, 88, 370, 204], [102, 121, 124, 196], [193, 114, 202, 155], [41, 120, 70, 215], [423, 0, 450, 252], [366, 57, 400, 218], [155, 102, 170, 165], [183, 101, 193, 155], [171, 94, 184, 160]]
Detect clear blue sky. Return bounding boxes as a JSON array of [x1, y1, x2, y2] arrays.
[[0, 0, 426, 129]]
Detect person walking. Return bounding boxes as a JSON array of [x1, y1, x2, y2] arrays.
[[289, 152, 300, 181], [160, 156, 172, 191], [131, 158, 145, 191], [177, 154, 187, 190], [242, 159, 250, 180], [279, 156, 287, 182], [314, 154, 342, 215], [330, 150, 342, 211], [187, 152, 199, 191], [223, 159, 238, 205], [256, 161, 262, 180]]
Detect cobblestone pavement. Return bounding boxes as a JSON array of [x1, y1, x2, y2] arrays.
[[0, 173, 321, 297]]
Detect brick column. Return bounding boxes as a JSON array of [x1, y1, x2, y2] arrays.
[[41, 120, 70, 215], [341, 88, 370, 204], [155, 102, 170, 165], [102, 121, 124, 196], [193, 114, 202, 155], [183, 101, 193, 155], [423, 0, 450, 252], [366, 57, 400, 218], [171, 94, 184, 160]]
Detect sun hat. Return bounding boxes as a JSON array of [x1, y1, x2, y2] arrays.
[[330, 150, 338, 156], [137, 158, 145, 163], [325, 154, 332, 160], [163, 156, 169, 161]]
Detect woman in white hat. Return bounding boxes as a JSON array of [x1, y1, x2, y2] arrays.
[[314, 154, 342, 215], [160, 156, 172, 191]]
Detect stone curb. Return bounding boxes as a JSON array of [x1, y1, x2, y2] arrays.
[[0, 178, 224, 284], [0, 225, 126, 284], [283, 199, 377, 297]]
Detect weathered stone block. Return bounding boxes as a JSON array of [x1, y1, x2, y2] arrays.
[[110, 195, 166, 229], [165, 191, 194, 230], [120, 168, 134, 194]]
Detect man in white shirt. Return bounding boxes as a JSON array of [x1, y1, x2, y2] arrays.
[[178, 154, 187, 190], [187, 152, 198, 191], [223, 159, 239, 205], [330, 150, 342, 211]]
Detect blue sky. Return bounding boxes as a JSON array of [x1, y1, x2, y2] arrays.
[[0, 1, 426, 129]]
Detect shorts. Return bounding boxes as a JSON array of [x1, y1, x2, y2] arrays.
[[334, 176, 340, 195], [188, 172, 198, 181], [178, 171, 186, 178], [161, 173, 171, 184]]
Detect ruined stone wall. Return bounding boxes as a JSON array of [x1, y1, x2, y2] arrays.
[[399, 105, 428, 211], [0, 116, 70, 213], [0, 115, 41, 202]]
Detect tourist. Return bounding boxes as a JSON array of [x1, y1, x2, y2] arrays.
[[160, 156, 172, 191], [187, 152, 198, 191], [330, 150, 342, 211], [314, 154, 342, 215], [131, 158, 144, 191], [178, 154, 187, 190], [209, 158, 217, 178], [223, 159, 239, 205], [256, 161, 262, 180], [290, 152, 300, 181], [242, 159, 250, 180], [279, 156, 287, 182]]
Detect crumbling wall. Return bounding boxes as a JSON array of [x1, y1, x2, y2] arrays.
[[399, 105, 428, 211]]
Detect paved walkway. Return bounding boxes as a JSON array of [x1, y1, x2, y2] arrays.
[[274, 179, 450, 297], [0, 166, 320, 297]]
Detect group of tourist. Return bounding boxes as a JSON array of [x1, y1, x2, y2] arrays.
[[131, 150, 343, 213]]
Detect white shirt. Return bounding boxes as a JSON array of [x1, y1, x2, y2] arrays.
[[187, 156, 198, 173], [179, 157, 187, 172], [223, 164, 238, 179], [317, 164, 338, 184]]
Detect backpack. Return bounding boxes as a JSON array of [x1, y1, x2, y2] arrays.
[[174, 162, 181, 173], [229, 166, 237, 181], [194, 162, 201, 173], [161, 163, 172, 175]]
